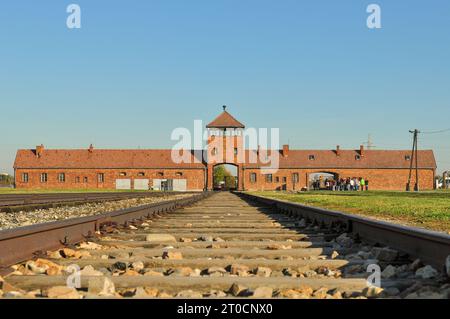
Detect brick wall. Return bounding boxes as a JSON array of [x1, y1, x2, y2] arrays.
[[15, 168, 206, 191], [14, 166, 435, 191], [242, 168, 435, 191]]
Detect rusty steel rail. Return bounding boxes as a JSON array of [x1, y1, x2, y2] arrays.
[[237, 192, 450, 272], [0, 192, 211, 272], [0, 191, 198, 212]]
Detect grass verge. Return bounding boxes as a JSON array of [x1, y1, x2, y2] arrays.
[[249, 190, 450, 234]]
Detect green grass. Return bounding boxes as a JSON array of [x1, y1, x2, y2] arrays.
[[249, 190, 450, 233]]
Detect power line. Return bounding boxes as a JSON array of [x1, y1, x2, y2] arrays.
[[421, 128, 450, 134]]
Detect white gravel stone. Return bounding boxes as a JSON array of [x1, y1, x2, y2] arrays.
[[331, 251, 339, 259]]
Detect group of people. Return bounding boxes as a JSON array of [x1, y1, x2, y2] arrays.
[[312, 177, 369, 191]]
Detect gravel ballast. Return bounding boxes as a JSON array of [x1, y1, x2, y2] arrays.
[[0, 194, 192, 231]]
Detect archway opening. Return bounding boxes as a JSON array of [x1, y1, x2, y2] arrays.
[[309, 172, 339, 190], [213, 164, 238, 191]]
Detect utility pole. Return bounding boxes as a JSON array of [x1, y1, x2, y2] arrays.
[[406, 129, 420, 191]]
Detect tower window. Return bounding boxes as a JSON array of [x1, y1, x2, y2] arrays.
[[234, 148, 238, 155]]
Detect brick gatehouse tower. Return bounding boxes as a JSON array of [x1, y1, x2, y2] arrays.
[[206, 106, 245, 191]]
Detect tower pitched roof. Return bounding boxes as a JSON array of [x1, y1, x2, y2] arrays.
[[206, 107, 245, 128]]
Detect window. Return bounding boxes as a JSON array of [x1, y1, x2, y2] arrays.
[[266, 174, 273, 183], [137, 172, 145, 177], [40, 173, 48, 183], [58, 173, 65, 182], [175, 172, 183, 177], [83, 177, 88, 183], [22, 173, 29, 183], [282, 177, 287, 183], [212, 148, 218, 155], [355, 155, 361, 160], [234, 148, 238, 155], [75, 176, 80, 183], [405, 155, 411, 161], [308, 155, 315, 161], [275, 176, 280, 183], [292, 173, 299, 183], [119, 172, 127, 177], [250, 173, 257, 183], [98, 173, 105, 183], [157, 172, 164, 177]]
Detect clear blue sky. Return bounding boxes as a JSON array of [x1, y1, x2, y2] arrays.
[[1, 1, 449, 175]]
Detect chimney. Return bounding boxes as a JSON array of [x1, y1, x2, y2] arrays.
[[282, 144, 289, 157], [360, 145, 365, 156], [336, 145, 341, 156], [36, 144, 44, 157], [88, 144, 94, 153]]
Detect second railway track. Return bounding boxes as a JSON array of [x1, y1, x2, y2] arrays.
[[0, 191, 193, 213], [1, 192, 449, 299]]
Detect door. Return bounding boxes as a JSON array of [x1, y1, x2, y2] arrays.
[[172, 179, 187, 191], [115, 179, 131, 190], [134, 179, 149, 190]]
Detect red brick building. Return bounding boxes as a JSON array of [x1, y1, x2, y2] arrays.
[[14, 109, 437, 191]]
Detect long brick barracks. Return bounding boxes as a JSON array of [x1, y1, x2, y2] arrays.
[[14, 109, 437, 191]]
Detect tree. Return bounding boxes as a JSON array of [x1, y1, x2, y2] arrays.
[[213, 165, 237, 189], [0, 174, 13, 185]]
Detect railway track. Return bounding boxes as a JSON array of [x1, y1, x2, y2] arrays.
[[0, 192, 191, 212], [0, 192, 449, 299]]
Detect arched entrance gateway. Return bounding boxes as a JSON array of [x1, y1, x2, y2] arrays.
[[308, 172, 339, 190], [213, 164, 238, 191], [206, 106, 245, 191]]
